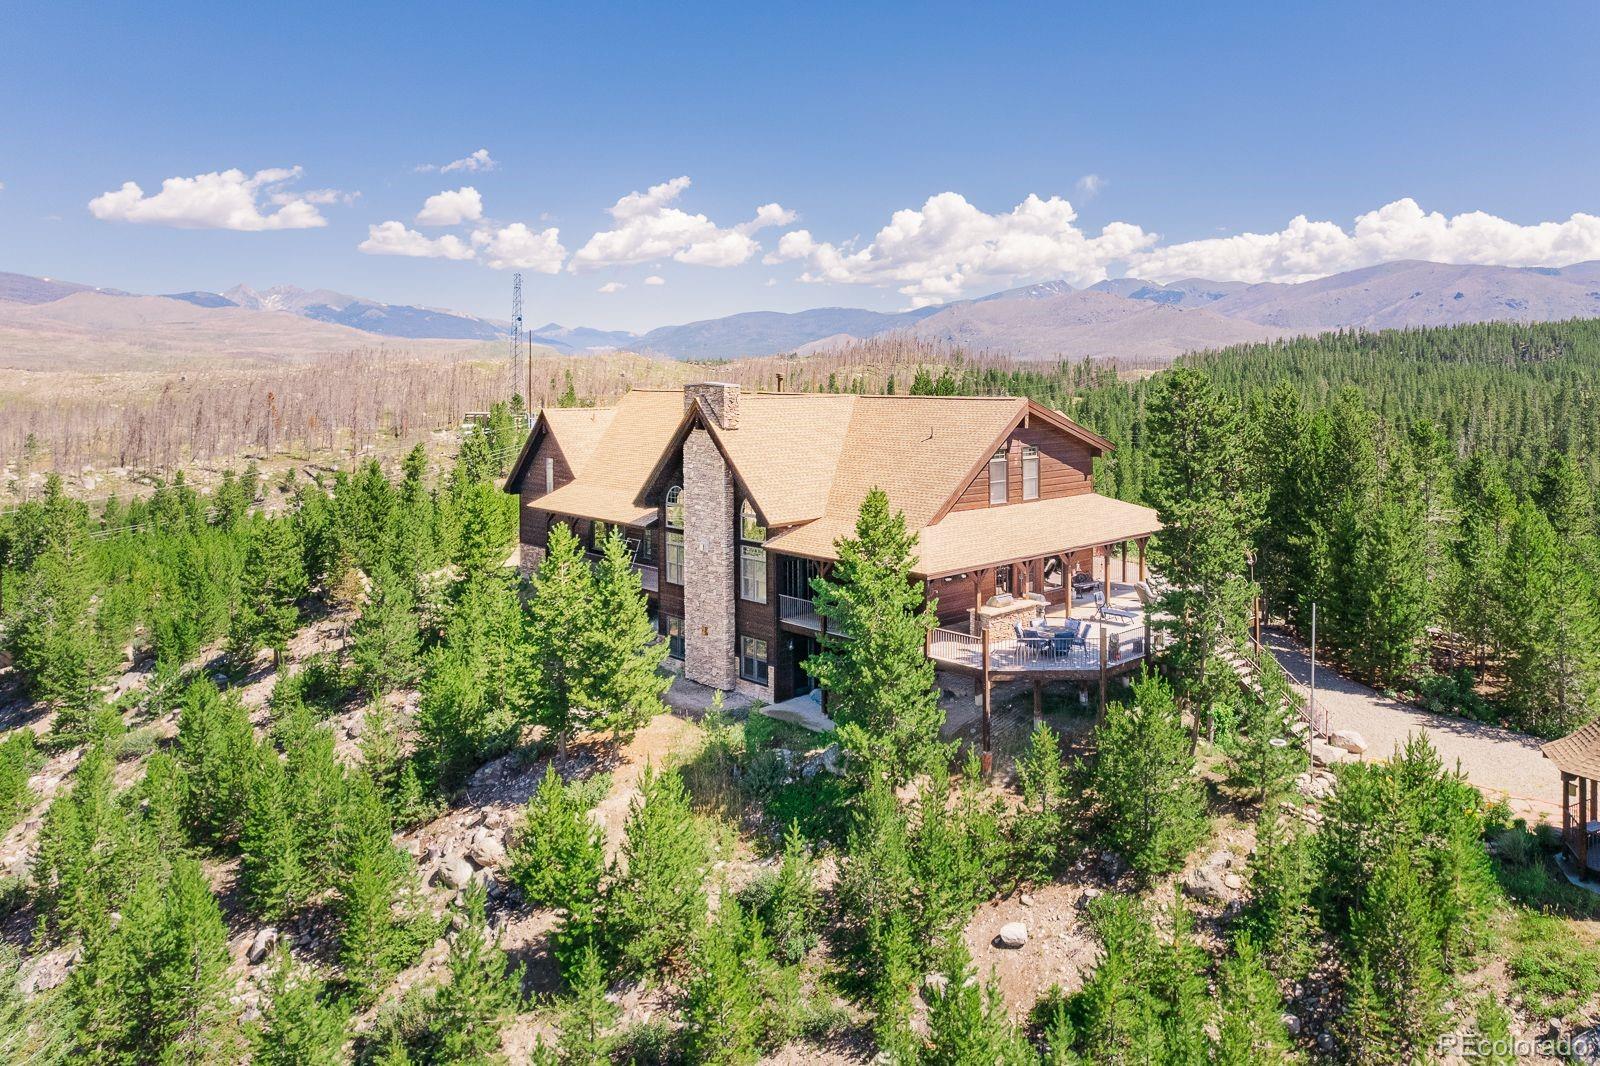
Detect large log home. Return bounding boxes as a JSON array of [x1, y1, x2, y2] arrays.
[[503, 382, 1162, 706]]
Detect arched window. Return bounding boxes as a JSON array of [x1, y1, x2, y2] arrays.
[[665, 485, 684, 529], [740, 500, 765, 543]]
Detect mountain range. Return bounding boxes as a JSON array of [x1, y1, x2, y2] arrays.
[[3, 259, 1599, 369]]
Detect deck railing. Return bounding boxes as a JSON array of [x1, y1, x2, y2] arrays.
[[778, 594, 817, 621], [928, 624, 1148, 674], [634, 563, 659, 593]]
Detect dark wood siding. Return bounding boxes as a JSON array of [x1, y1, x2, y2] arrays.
[[734, 499, 779, 685], [949, 421, 1096, 513], [517, 432, 576, 551]]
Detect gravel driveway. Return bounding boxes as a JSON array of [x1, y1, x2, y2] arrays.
[[1262, 627, 1562, 825]]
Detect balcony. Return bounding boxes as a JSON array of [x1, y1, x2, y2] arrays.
[[778, 594, 824, 633], [926, 582, 1155, 680], [634, 563, 659, 593]]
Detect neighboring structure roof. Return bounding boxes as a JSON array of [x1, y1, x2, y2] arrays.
[[1543, 721, 1600, 780], [517, 390, 685, 526]]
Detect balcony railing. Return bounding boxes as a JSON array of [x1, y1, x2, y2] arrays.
[[634, 563, 659, 593], [779, 594, 824, 632], [928, 623, 1150, 675]]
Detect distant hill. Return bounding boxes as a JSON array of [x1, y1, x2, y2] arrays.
[[905, 290, 1285, 362], [528, 322, 639, 353], [222, 284, 510, 341], [0, 270, 130, 304], [630, 306, 942, 361]]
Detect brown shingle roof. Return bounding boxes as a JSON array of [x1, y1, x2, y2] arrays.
[[1544, 721, 1600, 779], [911, 493, 1162, 576], [531, 390, 685, 525]]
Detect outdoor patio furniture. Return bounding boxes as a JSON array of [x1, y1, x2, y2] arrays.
[[1013, 623, 1052, 655], [1052, 627, 1085, 656]]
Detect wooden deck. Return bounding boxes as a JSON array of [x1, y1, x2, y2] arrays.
[[927, 584, 1155, 681]]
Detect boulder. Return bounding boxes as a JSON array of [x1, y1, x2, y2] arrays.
[[923, 973, 950, 997], [1223, 873, 1244, 891], [997, 922, 1028, 949], [435, 854, 474, 890], [1183, 865, 1229, 903], [1310, 740, 1349, 767], [247, 927, 279, 965], [1329, 729, 1367, 755], [468, 829, 506, 869], [1281, 1013, 1301, 1037]]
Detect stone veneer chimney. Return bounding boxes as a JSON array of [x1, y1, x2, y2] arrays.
[[684, 381, 740, 430], [681, 382, 739, 690]]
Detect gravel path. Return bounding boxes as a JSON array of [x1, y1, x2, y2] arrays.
[[1262, 627, 1561, 825]]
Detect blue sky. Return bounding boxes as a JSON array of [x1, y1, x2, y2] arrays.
[[3, 1, 1598, 332]]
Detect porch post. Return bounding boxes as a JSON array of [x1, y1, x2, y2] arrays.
[[1563, 771, 1573, 849], [1097, 624, 1108, 725], [819, 614, 829, 718], [1100, 545, 1112, 605], [1121, 540, 1128, 584], [980, 627, 993, 775], [1138, 537, 1148, 584], [1582, 775, 1590, 871]]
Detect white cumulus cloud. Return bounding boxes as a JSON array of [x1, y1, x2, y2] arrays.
[[1076, 174, 1105, 197], [1127, 198, 1600, 284], [570, 176, 791, 271], [416, 186, 484, 226], [358, 221, 475, 260], [643, 275, 666, 286], [598, 281, 626, 294], [416, 148, 496, 174], [769, 191, 1155, 306], [472, 223, 566, 273], [88, 166, 331, 231]]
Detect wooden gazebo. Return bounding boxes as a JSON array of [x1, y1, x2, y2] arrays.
[[1542, 721, 1600, 875]]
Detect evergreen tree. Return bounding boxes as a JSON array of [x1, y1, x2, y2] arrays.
[[1342, 845, 1448, 1064], [1088, 672, 1207, 879], [1222, 655, 1308, 809], [1144, 368, 1262, 742], [606, 767, 709, 975], [239, 743, 310, 920], [232, 518, 307, 668], [505, 768, 607, 970], [0, 727, 43, 833], [1212, 936, 1297, 1064], [522, 522, 597, 760], [143, 857, 241, 1063], [174, 677, 255, 846], [806, 487, 946, 783], [556, 941, 618, 1065], [336, 773, 427, 1000], [427, 883, 524, 1065], [1447, 453, 1515, 670], [922, 937, 1029, 1066], [838, 779, 918, 1060], [1237, 816, 1320, 983], [348, 564, 422, 698], [1497, 499, 1600, 735], [1011, 722, 1067, 884], [582, 527, 669, 740], [754, 820, 820, 966], [681, 899, 765, 1066], [254, 945, 350, 1066]]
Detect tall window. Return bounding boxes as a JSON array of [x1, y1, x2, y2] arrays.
[[544, 456, 554, 494], [989, 449, 1008, 505], [739, 500, 767, 603], [739, 635, 769, 685], [662, 615, 684, 659], [666, 532, 684, 585], [1022, 444, 1040, 500]]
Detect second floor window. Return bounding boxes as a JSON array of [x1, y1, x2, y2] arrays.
[[1022, 445, 1040, 500], [666, 531, 684, 584], [740, 500, 766, 542], [989, 449, 1008, 505], [741, 544, 767, 603], [544, 456, 554, 494], [665, 485, 684, 530]]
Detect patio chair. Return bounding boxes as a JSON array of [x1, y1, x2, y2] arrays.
[[1052, 625, 1085, 657], [1012, 623, 1051, 656]]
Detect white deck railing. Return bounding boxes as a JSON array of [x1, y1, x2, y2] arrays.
[[929, 623, 1149, 674]]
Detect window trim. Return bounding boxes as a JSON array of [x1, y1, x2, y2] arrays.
[[740, 499, 766, 543], [1021, 444, 1040, 501], [664, 485, 684, 530], [740, 543, 768, 603], [739, 634, 769, 685], [665, 530, 685, 585], [988, 449, 1008, 505]]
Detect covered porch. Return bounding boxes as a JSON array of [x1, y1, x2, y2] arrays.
[[1543, 722, 1600, 876]]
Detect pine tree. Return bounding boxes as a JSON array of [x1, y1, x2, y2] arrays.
[[758, 820, 820, 966], [1011, 722, 1067, 884], [174, 677, 255, 846], [1088, 672, 1208, 879], [1497, 500, 1600, 735], [144, 857, 241, 1063], [240, 742, 310, 920], [556, 941, 618, 1064], [1237, 816, 1320, 983], [582, 527, 669, 741], [1344, 845, 1448, 1064], [806, 488, 946, 783], [427, 883, 524, 1065], [1063, 894, 1167, 1063], [254, 945, 350, 1066], [1212, 936, 1297, 1064], [1144, 368, 1262, 742], [336, 773, 425, 1000], [682, 899, 765, 1066], [506, 767, 607, 912], [1223, 655, 1308, 809], [523, 522, 599, 759], [1447, 453, 1515, 669], [922, 937, 1029, 1066], [607, 767, 709, 975], [349, 564, 421, 697], [232, 518, 307, 669], [0, 728, 43, 833]]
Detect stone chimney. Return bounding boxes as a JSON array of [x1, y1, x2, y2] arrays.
[[684, 382, 741, 430]]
